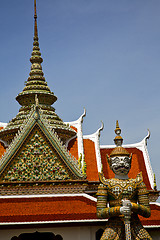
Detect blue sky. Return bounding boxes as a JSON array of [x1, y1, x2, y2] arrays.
[[0, 1, 160, 193]]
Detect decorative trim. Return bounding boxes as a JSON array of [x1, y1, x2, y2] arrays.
[[84, 121, 104, 173], [65, 108, 86, 167], [0, 219, 159, 227], [0, 122, 7, 128], [144, 225, 160, 228], [150, 202, 160, 206], [0, 193, 97, 202], [0, 219, 106, 226], [0, 139, 8, 148]]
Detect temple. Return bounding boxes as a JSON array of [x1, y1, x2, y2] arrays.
[[0, 1, 159, 240]]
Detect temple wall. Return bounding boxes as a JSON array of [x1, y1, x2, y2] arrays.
[[0, 226, 100, 240], [147, 228, 160, 239], [0, 225, 159, 240]]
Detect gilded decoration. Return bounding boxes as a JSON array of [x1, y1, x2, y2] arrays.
[[0, 128, 71, 182]]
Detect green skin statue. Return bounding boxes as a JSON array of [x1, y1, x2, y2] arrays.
[[97, 155, 152, 240]]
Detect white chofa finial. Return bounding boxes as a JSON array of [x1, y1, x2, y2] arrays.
[[81, 107, 86, 123], [145, 129, 150, 146], [97, 121, 104, 137]]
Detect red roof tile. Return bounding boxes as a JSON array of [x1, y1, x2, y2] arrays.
[[68, 138, 78, 160], [68, 138, 99, 182], [0, 195, 96, 223], [70, 126, 77, 133], [83, 139, 99, 182], [140, 204, 160, 226], [0, 196, 159, 226], [0, 142, 5, 159], [100, 148, 152, 190]]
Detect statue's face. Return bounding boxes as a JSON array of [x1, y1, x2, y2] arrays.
[[110, 156, 131, 176]]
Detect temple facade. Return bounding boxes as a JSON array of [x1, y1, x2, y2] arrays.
[[0, 1, 159, 240]]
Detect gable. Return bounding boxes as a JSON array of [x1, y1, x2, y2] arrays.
[[0, 126, 74, 182], [0, 106, 85, 183]]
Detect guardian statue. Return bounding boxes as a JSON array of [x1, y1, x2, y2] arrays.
[[97, 121, 152, 240]]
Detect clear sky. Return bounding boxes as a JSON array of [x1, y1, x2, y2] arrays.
[[0, 1, 160, 195]]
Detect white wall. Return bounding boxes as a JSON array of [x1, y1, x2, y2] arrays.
[[0, 225, 159, 240], [0, 225, 101, 240]]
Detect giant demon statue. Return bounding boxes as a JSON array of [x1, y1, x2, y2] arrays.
[[97, 121, 152, 240]]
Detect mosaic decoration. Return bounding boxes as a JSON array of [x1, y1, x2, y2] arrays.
[[1, 128, 71, 182], [0, 103, 85, 183]]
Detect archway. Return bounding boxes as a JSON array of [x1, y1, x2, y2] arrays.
[[11, 231, 63, 240]]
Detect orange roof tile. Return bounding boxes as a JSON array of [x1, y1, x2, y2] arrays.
[[0, 142, 6, 159], [68, 138, 99, 182], [100, 148, 152, 190], [140, 204, 160, 226], [68, 138, 78, 160], [0, 196, 159, 226], [68, 138, 150, 185], [70, 126, 77, 132], [0, 196, 96, 223], [83, 139, 99, 182]]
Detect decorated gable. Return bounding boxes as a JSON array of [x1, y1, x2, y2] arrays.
[[1, 127, 72, 182], [0, 106, 85, 184]]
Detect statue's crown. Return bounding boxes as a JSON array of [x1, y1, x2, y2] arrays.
[[110, 120, 130, 157]]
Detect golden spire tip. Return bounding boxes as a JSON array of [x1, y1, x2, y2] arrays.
[[116, 120, 119, 129], [34, 0, 38, 37], [34, 0, 37, 17]]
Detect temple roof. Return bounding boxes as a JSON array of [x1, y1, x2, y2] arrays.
[[68, 138, 99, 182], [0, 1, 159, 230], [67, 122, 155, 191], [0, 117, 157, 190], [0, 194, 159, 227]]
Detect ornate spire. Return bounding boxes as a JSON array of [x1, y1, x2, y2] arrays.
[[16, 0, 57, 107], [0, 0, 76, 143]]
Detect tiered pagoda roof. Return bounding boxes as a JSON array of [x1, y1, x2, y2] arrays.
[[0, 0, 75, 144]]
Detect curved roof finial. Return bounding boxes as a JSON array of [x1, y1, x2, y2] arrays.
[[34, 0, 38, 38], [99, 121, 104, 132], [145, 129, 151, 145]]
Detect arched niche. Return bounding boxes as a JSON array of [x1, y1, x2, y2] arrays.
[[11, 231, 63, 240]]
